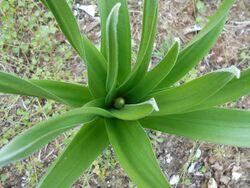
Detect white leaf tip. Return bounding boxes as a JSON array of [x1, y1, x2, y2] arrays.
[[148, 98, 159, 112], [174, 37, 181, 44], [216, 66, 241, 79]]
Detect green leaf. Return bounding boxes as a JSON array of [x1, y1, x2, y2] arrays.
[[99, 0, 131, 83], [105, 119, 171, 188], [31, 80, 92, 107], [0, 97, 159, 167], [0, 108, 97, 167], [190, 68, 250, 111], [110, 98, 158, 120], [40, 0, 49, 8], [150, 67, 240, 116], [38, 119, 109, 188], [119, 0, 158, 93], [0, 71, 69, 105], [126, 40, 180, 102], [141, 108, 250, 147], [69, 98, 158, 121], [83, 98, 157, 120], [42, 0, 107, 97], [0, 71, 92, 107], [157, 0, 236, 88], [105, 3, 121, 105]]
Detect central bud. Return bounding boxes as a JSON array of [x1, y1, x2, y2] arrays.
[[113, 97, 125, 109]]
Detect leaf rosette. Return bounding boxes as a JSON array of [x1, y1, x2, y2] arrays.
[[1, 0, 249, 187]]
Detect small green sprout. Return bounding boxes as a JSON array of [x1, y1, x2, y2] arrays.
[[113, 97, 126, 109]]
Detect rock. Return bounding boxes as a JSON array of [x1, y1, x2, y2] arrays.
[[195, 148, 202, 158], [166, 154, 173, 164], [232, 171, 242, 181], [194, 171, 203, 177], [232, 166, 242, 181], [208, 178, 217, 188], [169, 175, 180, 185], [188, 162, 197, 173], [78, 5, 97, 17], [220, 176, 231, 185], [183, 25, 202, 35], [73, 9, 78, 16], [217, 56, 224, 63], [199, 65, 206, 72]]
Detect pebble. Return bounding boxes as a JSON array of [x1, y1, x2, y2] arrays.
[[78, 5, 97, 17], [166, 154, 173, 164], [208, 178, 217, 188], [169, 175, 180, 185], [232, 171, 242, 181], [217, 56, 224, 63], [188, 162, 196, 173], [232, 166, 242, 181], [195, 148, 202, 158]]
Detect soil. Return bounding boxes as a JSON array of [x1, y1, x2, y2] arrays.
[[0, 0, 250, 188]]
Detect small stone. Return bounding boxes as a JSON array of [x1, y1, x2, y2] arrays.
[[199, 65, 206, 72], [208, 178, 217, 188], [79, 5, 97, 17], [194, 171, 203, 176], [166, 154, 172, 164], [169, 175, 180, 185], [220, 176, 231, 185], [73, 10, 78, 16], [188, 162, 196, 173], [217, 56, 224, 63], [195, 148, 202, 158], [232, 171, 242, 181], [232, 166, 242, 181]]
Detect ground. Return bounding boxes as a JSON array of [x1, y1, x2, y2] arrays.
[[0, 0, 249, 187]]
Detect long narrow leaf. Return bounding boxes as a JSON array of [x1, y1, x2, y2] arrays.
[[85, 98, 157, 120], [0, 97, 158, 167], [105, 3, 121, 105], [38, 119, 109, 188], [105, 119, 171, 188], [42, 0, 107, 97], [0, 71, 92, 107], [141, 108, 250, 147], [110, 98, 158, 120], [31, 80, 92, 107], [118, 0, 158, 93], [150, 67, 240, 116], [126, 40, 180, 102], [0, 71, 69, 105], [157, 0, 236, 88], [99, 0, 131, 83], [0, 108, 97, 167], [190, 68, 250, 111], [82, 98, 158, 120]]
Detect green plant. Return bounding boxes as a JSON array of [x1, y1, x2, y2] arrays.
[[0, 0, 249, 187]]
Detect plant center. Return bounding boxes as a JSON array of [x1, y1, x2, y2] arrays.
[[113, 97, 125, 109]]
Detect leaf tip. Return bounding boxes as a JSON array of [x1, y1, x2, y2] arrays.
[[148, 98, 160, 112], [174, 37, 181, 46], [216, 66, 241, 79]]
